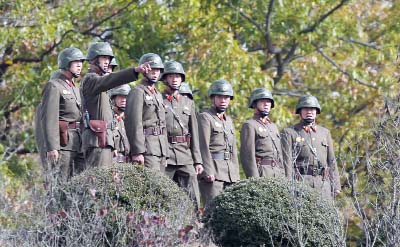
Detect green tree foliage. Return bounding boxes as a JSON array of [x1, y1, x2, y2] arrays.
[[1, 0, 399, 245]]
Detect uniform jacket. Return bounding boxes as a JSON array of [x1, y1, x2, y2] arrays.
[[40, 70, 82, 152], [125, 81, 168, 157], [240, 116, 284, 178], [280, 122, 341, 191], [80, 68, 138, 150], [112, 115, 130, 155], [163, 92, 202, 166], [198, 108, 240, 183]]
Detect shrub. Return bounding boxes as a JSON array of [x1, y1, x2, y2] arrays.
[[203, 177, 344, 247], [38, 163, 197, 246]]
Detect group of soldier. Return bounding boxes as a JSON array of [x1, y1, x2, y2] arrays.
[[35, 42, 341, 210]]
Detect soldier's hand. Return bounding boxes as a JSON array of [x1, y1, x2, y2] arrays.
[[46, 150, 59, 164], [334, 189, 341, 197], [131, 154, 145, 165], [195, 164, 204, 175], [134, 62, 152, 74], [205, 175, 215, 182]]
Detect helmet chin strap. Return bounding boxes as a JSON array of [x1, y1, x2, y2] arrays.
[[303, 118, 315, 124], [94, 58, 109, 75], [117, 106, 126, 112], [213, 97, 227, 113], [168, 83, 180, 91], [259, 111, 270, 118]]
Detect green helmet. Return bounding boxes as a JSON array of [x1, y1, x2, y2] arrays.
[[295, 95, 321, 114], [208, 79, 234, 99], [248, 88, 274, 108], [161, 61, 185, 81], [57, 47, 85, 70], [86, 42, 114, 61], [179, 82, 193, 99], [139, 53, 164, 72], [110, 58, 118, 68], [108, 84, 131, 98]]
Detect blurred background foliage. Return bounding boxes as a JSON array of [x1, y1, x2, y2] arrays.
[[1, 0, 399, 245]]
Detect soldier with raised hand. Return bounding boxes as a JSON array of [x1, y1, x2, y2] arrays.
[[80, 42, 150, 168], [108, 84, 131, 163], [198, 79, 240, 206], [38, 47, 86, 183], [240, 88, 285, 178], [125, 53, 168, 171], [161, 61, 203, 208], [281, 95, 341, 199]]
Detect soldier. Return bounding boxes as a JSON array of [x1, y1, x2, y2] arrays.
[[80, 42, 150, 168], [125, 53, 168, 171], [198, 79, 240, 206], [281, 95, 341, 199], [240, 88, 285, 178], [161, 61, 203, 208], [39, 47, 86, 183], [108, 84, 131, 163], [179, 82, 193, 100]]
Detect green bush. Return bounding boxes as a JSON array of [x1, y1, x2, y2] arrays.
[[41, 163, 197, 246], [203, 177, 344, 247]]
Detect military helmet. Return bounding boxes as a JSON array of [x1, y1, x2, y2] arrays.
[[161, 61, 185, 81], [58, 47, 85, 70], [179, 82, 193, 99], [108, 84, 131, 98], [110, 58, 118, 68], [248, 88, 275, 109], [208, 79, 234, 99], [139, 53, 164, 72], [86, 42, 114, 61], [295, 95, 321, 114]]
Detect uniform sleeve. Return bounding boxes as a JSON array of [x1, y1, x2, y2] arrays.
[[83, 68, 138, 95], [280, 128, 293, 178], [189, 101, 203, 164], [240, 122, 259, 178], [198, 113, 215, 177], [231, 123, 240, 172], [327, 130, 341, 191], [125, 88, 145, 155], [41, 82, 60, 152]]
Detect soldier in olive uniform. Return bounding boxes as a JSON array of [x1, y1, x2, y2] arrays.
[[108, 84, 131, 163], [38, 47, 86, 183], [281, 95, 341, 199], [125, 53, 169, 171], [80, 42, 150, 168], [198, 79, 240, 206], [179, 82, 193, 100], [161, 61, 203, 208], [240, 88, 285, 178]]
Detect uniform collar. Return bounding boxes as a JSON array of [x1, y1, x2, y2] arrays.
[[302, 123, 317, 133], [165, 93, 180, 102], [253, 114, 271, 124]]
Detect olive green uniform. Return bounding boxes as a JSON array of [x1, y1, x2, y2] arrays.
[[281, 122, 341, 199], [198, 108, 240, 205], [163, 92, 203, 208], [112, 116, 130, 163], [39, 70, 85, 182], [125, 80, 169, 170], [240, 116, 285, 178], [80, 68, 138, 168]]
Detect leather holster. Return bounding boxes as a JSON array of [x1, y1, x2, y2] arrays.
[[59, 121, 69, 147], [89, 120, 107, 148]]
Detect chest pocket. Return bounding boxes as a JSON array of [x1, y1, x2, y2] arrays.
[[321, 140, 329, 148], [61, 93, 75, 101]]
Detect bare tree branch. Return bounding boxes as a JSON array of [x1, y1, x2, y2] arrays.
[[312, 43, 378, 89], [299, 0, 349, 35], [338, 37, 382, 50], [226, 1, 263, 33], [264, 0, 281, 54]]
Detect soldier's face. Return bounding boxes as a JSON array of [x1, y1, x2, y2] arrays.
[[213, 95, 231, 108], [256, 99, 272, 113], [300, 107, 317, 120], [144, 68, 161, 82], [165, 74, 182, 89], [114, 95, 127, 108], [69, 61, 83, 76], [97, 56, 111, 72]]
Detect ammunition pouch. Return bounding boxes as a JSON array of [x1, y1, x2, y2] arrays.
[[256, 157, 278, 167], [89, 120, 107, 148], [59, 121, 69, 147], [297, 165, 326, 177], [168, 134, 191, 147]]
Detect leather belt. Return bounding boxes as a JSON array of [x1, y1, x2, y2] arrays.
[[211, 151, 231, 160], [115, 153, 130, 163], [143, 126, 165, 136], [297, 166, 323, 176], [68, 122, 81, 129], [168, 135, 187, 144], [257, 157, 277, 167]]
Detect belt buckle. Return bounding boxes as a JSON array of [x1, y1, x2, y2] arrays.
[[153, 127, 158, 135], [171, 136, 177, 144], [312, 166, 318, 176], [224, 151, 230, 160]]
